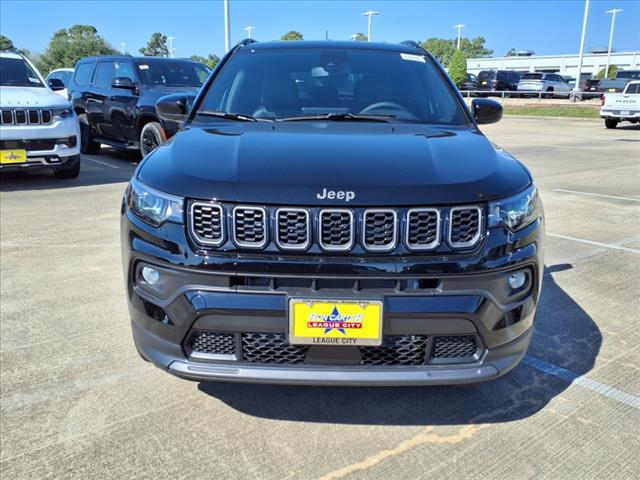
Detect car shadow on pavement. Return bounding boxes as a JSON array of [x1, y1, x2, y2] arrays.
[[198, 264, 601, 425], [0, 149, 138, 192]]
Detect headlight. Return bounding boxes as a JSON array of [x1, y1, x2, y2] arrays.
[[488, 184, 539, 231], [51, 107, 73, 119], [127, 178, 184, 226]]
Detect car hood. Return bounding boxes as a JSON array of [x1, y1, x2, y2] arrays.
[[138, 122, 531, 206], [0, 86, 70, 108]]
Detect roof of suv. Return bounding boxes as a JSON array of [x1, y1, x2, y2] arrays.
[[76, 55, 203, 63], [0, 51, 24, 60], [238, 40, 426, 54]]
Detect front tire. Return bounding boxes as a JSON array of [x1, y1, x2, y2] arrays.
[[53, 155, 81, 179], [140, 122, 164, 158], [78, 113, 101, 155], [605, 119, 619, 129]]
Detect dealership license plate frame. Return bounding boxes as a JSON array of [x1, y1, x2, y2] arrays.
[[288, 298, 383, 347], [0, 149, 27, 164]]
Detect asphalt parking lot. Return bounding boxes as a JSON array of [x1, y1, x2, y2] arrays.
[[1, 116, 639, 479]]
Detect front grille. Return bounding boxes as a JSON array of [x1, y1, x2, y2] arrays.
[[241, 332, 308, 364], [360, 335, 428, 365], [188, 203, 484, 253], [188, 331, 482, 366], [363, 209, 397, 251], [449, 207, 482, 248], [0, 139, 56, 151], [189, 331, 236, 355], [406, 208, 440, 250], [276, 208, 310, 250], [233, 206, 267, 248], [191, 202, 225, 246], [0, 108, 52, 125], [319, 209, 354, 251], [432, 336, 478, 358]]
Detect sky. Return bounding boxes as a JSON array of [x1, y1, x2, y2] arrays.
[[1, 0, 639, 59]]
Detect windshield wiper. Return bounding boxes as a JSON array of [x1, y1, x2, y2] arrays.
[[198, 111, 272, 122], [276, 113, 395, 122]]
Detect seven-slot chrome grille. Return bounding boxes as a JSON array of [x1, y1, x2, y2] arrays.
[[188, 202, 483, 253], [1, 109, 52, 125]]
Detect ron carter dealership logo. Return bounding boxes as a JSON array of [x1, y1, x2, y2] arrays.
[[317, 188, 355, 202]]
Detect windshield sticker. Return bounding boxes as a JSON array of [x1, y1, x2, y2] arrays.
[[139, 65, 149, 70], [400, 53, 426, 63]]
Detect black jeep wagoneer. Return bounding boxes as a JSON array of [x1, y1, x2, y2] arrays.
[[121, 40, 544, 385]]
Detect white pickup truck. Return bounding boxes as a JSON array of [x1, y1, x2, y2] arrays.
[[600, 80, 640, 129]]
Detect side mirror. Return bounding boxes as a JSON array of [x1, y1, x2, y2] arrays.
[[48, 78, 65, 91], [156, 94, 193, 123], [471, 98, 503, 125], [112, 77, 137, 90]]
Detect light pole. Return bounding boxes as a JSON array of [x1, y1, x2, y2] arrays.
[[224, 0, 231, 52], [244, 25, 255, 39], [362, 10, 379, 42], [167, 36, 175, 58], [454, 24, 466, 50], [574, 0, 590, 92], [605, 8, 622, 78]]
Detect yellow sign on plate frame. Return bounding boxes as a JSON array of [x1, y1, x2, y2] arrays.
[[289, 298, 383, 346], [0, 150, 27, 164]]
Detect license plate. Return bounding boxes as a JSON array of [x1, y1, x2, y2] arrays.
[[481, 81, 487, 85], [289, 299, 383, 346], [620, 111, 630, 116], [0, 149, 27, 164], [608, 88, 617, 92]]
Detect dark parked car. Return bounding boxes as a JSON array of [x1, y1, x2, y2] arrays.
[[459, 73, 477, 91], [584, 70, 640, 98], [475, 70, 522, 94], [123, 40, 544, 386], [69, 56, 210, 157]]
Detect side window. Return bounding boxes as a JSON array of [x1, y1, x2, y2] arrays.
[[48, 72, 61, 81], [74, 63, 95, 86], [114, 61, 136, 83], [60, 71, 72, 86], [94, 62, 115, 88]]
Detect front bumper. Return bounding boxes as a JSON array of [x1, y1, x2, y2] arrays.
[[0, 116, 80, 172], [122, 206, 544, 386]]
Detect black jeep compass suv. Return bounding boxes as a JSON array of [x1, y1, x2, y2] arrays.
[[122, 40, 544, 385]]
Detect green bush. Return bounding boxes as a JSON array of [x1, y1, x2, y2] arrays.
[[448, 49, 467, 87], [595, 65, 619, 80]]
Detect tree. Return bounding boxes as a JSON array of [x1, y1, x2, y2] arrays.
[[281, 31, 303, 41], [421, 36, 493, 67], [139, 32, 169, 57], [39, 25, 116, 74], [351, 32, 367, 42], [448, 49, 467, 87], [595, 65, 619, 80], [190, 54, 220, 70], [1, 35, 15, 51]]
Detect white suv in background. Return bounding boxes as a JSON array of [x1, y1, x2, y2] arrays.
[[45, 67, 74, 99], [517, 72, 572, 98], [0, 52, 80, 178]]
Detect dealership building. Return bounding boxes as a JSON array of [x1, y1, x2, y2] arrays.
[[466, 51, 640, 77]]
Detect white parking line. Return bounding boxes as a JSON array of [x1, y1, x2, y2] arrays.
[[84, 158, 119, 169], [547, 233, 640, 254], [554, 188, 640, 203], [523, 356, 640, 411]]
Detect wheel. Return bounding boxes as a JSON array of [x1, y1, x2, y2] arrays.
[[53, 155, 81, 179], [544, 88, 554, 99], [140, 122, 164, 158], [78, 113, 101, 155], [605, 119, 618, 129]]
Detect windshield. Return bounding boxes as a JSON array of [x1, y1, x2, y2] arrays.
[[135, 60, 210, 87], [522, 73, 543, 80], [196, 47, 468, 125], [0, 57, 44, 88], [617, 71, 640, 80], [477, 70, 496, 81]]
